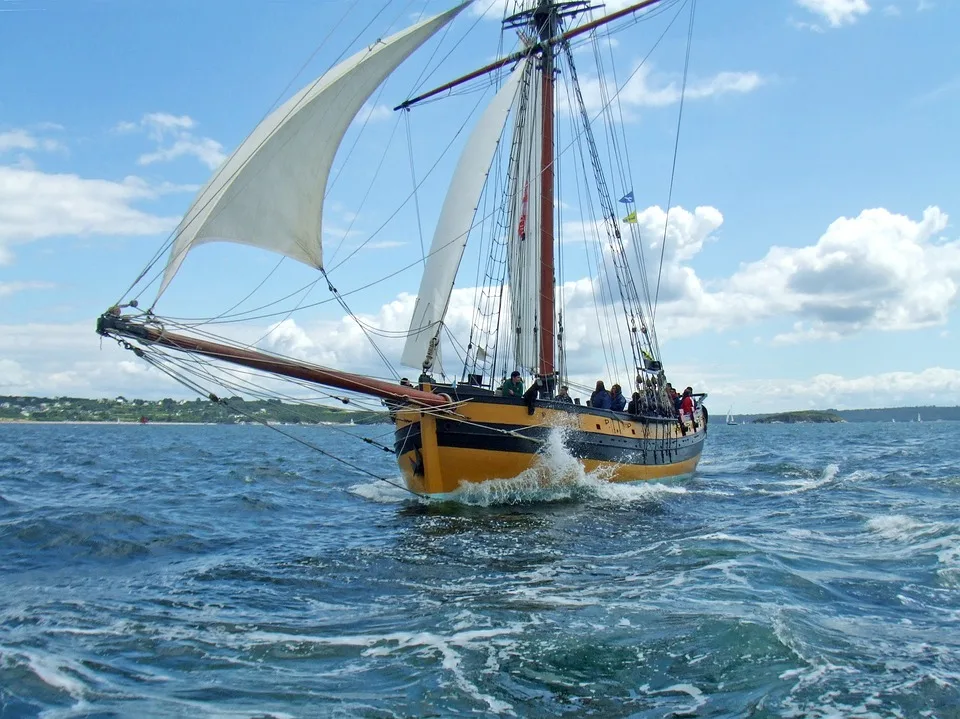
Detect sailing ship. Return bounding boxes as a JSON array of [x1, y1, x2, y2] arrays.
[[97, 0, 708, 497], [726, 407, 736, 425]]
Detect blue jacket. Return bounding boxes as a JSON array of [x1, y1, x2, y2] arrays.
[[591, 389, 612, 410], [610, 391, 626, 412]]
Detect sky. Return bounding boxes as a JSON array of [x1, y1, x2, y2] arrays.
[[1, 0, 959, 413]]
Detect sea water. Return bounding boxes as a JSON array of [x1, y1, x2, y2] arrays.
[[1, 421, 958, 718]]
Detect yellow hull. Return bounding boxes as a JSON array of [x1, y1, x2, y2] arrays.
[[393, 393, 706, 497]]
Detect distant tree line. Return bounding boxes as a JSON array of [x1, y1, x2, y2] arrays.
[[0, 395, 387, 425], [734, 405, 960, 424]]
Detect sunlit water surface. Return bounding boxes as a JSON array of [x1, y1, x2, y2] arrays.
[[1, 421, 958, 718]]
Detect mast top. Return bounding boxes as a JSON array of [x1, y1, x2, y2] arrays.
[[395, 0, 669, 111], [502, 1, 599, 36]]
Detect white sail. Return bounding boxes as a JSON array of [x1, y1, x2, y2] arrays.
[[401, 59, 529, 371], [507, 62, 543, 372], [156, 2, 471, 299]]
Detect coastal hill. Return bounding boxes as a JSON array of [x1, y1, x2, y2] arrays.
[[751, 410, 844, 424], [0, 395, 387, 425], [736, 406, 960, 424]]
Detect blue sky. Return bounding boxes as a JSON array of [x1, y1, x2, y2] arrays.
[[1, 0, 959, 412]]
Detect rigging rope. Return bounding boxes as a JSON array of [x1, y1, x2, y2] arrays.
[[153, 1, 690, 333], [113, 335, 428, 499], [653, 0, 696, 327], [118, 0, 396, 308], [404, 110, 428, 266]]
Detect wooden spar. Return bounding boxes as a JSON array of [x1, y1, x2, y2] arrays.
[[559, 0, 669, 42], [97, 314, 451, 408], [537, 2, 556, 377], [394, 0, 669, 111], [394, 51, 531, 111]]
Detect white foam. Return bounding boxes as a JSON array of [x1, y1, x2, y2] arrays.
[[347, 479, 414, 504], [785, 528, 840, 544], [24, 652, 89, 699], [0, 646, 93, 715], [347, 426, 690, 506], [245, 626, 521, 715], [504, 584, 598, 607], [866, 514, 926, 541], [645, 682, 707, 715], [759, 463, 840, 496], [452, 426, 687, 507]]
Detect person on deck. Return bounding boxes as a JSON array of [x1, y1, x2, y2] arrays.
[[610, 384, 626, 412], [556, 385, 573, 403], [627, 391, 642, 415], [590, 381, 612, 410], [500, 371, 524, 398], [679, 387, 698, 430], [522, 378, 541, 415], [666, 384, 681, 412]]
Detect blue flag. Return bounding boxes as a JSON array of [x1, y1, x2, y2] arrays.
[[619, 191, 634, 204]]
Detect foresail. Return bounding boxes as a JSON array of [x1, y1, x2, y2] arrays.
[[400, 58, 529, 372], [156, 2, 471, 299]]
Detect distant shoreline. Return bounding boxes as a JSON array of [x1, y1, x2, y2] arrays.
[[0, 395, 388, 426], [0, 419, 366, 427], [0, 419, 217, 426]]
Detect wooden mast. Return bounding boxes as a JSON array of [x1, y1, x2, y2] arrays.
[[535, 1, 557, 379], [394, 0, 671, 384]]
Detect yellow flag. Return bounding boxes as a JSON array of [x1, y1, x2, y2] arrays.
[[622, 210, 638, 223]]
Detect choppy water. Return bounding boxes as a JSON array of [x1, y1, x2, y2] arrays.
[[1, 420, 958, 718]]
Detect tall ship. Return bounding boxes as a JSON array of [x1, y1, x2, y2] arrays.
[[98, 0, 708, 498]]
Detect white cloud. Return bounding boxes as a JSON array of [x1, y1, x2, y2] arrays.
[[554, 202, 960, 357], [560, 204, 722, 310], [0, 166, 179, 264], [0, 322, 185, 398], [576, 65, 764, 117], [912, 76, 960, 106], [117, 112, 226, 170], [120, 203, 960, 380], [363, 240, 406, 250], [795, 0, 871, 28], [6, 317, 959, 415], [139, 137, 226, 169], [0, 281, 54, 298], [703, 367, 960, 413], [594, 204, 959, 345], [2, 195, 956, 414], [355, 103, 394, 125], [723, 206, 957, 342], [0, 128, 64, 154]]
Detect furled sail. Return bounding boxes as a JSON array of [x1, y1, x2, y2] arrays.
[[401, 58, 529, 371], [156, 2, 471, 299], [506, 63, 543, 372]]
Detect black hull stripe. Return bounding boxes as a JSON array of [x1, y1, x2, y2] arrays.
[[394, 419, 705, 467]]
